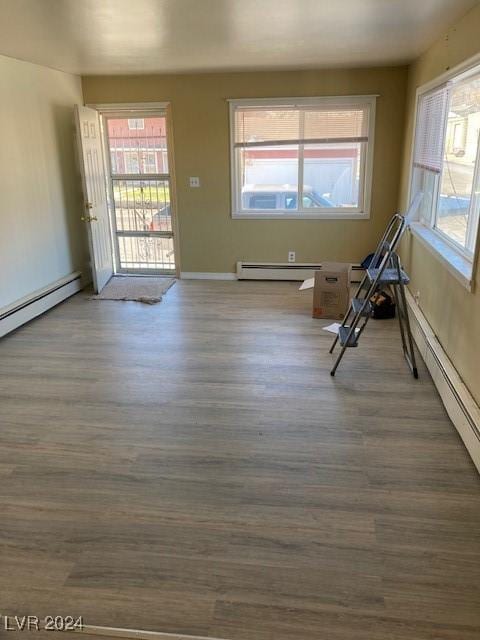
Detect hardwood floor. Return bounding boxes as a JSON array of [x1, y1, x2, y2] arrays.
[[0, 280, 479, 640]]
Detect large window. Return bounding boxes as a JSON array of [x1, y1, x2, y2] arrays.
[[230, 97, 376, 218], [411, 67, 480, 265]]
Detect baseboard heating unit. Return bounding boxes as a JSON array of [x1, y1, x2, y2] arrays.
[[236, 261, 363, 282], [406, 289, 480, 473], [0, 271, 83, 339]]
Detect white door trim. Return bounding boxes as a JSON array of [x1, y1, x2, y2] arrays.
[[86, 102, 171, 112], [94, 103, 180, 277]]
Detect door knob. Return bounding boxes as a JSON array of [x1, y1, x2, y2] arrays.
[[81, 215, 98, 222]]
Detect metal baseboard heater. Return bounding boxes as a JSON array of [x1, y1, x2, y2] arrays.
[[236, 261, 363, 282], [0, 271, 83, 339]]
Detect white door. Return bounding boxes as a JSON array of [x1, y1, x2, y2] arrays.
[[75, 105, 114, 293]]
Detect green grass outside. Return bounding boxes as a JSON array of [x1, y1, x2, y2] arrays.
[[113, 184, 171, 206]]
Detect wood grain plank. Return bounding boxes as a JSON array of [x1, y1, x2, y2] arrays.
[[0, 280, 479, 639]]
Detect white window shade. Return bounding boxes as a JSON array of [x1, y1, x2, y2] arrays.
[[234, 108, 300, 145], [303, 107, 369, 143], [234, 103, 371, 147], [413, 86, 448, 173]]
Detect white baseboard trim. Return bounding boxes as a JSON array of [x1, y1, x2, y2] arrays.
[[406, 289, 480, 473], [78, 625, 227, 640], [0, 271, 84, 339], [180, 272, 237, 280], [180, 266, 363, 283]]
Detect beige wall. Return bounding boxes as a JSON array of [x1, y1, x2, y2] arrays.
[[0, 55, 88, 310], [398, 4, 480, 405], [82, 67, 407, 273]]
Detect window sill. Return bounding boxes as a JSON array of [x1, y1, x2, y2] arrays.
[[232, 211, 370, 220], [408, 222, 474, 291]]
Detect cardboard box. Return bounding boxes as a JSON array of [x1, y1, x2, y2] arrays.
[[312, 263, 351, 319]]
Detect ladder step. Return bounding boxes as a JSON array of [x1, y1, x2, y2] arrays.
[[351, 297, 372, 316], [338, 326, 359, 347], [367, 267, 410, 285]]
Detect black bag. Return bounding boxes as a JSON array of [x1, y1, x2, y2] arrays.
[[370, 290, 396, 319], [361, 253, 382, 269]]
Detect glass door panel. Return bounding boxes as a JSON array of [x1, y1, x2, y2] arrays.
[[104, 114, 175, 274]]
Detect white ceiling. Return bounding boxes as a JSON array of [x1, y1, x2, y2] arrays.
[[0, 0, 477, 75]]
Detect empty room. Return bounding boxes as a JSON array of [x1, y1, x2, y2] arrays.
[[1, 1, 480, 639]]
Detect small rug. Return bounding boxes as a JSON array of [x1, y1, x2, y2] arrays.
[[90, 276, 175, 304]]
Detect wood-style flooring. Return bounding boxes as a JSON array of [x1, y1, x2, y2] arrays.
[[0, 280, 479, 640]]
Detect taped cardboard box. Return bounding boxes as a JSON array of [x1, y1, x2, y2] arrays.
[[311, 263, 351, 319]]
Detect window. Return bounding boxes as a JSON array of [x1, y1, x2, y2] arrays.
[[124, 151, 140, 174], [410, 67, 480, 268], [230, 96, 376, 218], [128, 118, 145, 130], [142, 151, 158, 173], [121, 151, 159, 175]]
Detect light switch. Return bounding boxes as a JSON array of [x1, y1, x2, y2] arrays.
[[189, 176, 200, 187]]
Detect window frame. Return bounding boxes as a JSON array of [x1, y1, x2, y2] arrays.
[[229, 96, 377, 220], [408, 56, 480, 290], [128, 118, 145, 130]]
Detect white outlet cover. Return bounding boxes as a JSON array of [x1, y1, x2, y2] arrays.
[[189, 176, 200, 187]]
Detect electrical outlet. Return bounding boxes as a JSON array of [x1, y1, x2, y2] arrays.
[[414, 290, 421, 305], [189, 176, 200, 187], [288, 251, 296, 263]]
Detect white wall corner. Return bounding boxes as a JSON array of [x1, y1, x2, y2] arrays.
[[80, 262, 93, 288]]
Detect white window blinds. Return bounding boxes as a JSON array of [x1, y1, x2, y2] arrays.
[[233, 103, 371, 147], [413, 86, 448, 173]]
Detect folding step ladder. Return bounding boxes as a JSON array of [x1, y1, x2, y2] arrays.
[[329, 213, 418, 378]]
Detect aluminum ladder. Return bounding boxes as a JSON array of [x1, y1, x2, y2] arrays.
[[329, 213, 418, 378]]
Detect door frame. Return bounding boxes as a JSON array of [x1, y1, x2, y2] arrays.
[[87, 102, 181, 278]]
